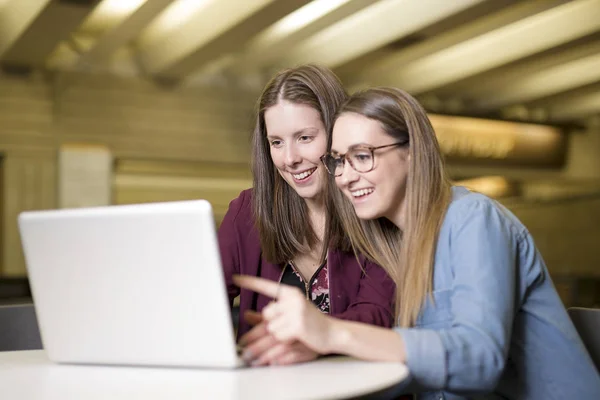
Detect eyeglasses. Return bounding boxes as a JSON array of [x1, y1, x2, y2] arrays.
[[320, 141, 408, 177]]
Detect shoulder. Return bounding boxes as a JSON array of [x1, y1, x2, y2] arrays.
[[227, 188, 254, 220], [234, 188, 254, 207], [329, 248, 361, 263], [445, 187, 494, 219], [328, 249, 372, 273], [220, 188, 256, 237], [443, 186, 527, 239]]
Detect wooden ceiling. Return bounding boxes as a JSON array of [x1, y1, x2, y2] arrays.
[[1, 0, 599, 127]]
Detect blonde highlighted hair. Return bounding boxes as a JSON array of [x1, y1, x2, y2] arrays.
[[327, 87, 452, 326]]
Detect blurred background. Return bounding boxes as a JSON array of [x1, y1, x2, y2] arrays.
[[0, 0, 599, 307]]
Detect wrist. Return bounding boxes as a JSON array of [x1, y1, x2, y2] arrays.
[[324, 319, 351, 354]]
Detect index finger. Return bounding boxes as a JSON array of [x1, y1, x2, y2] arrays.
[[232, 275, 279, 299]]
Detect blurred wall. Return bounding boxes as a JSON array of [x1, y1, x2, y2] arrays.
[[1, 70, 599, 305], [501, 191, 600, 307], [0, 71, 256, 276], [509, 194, 599, 283], [564, 126, 600, 180]]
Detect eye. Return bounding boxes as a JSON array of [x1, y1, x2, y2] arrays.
[[270, 139, 282, 147], [298, 135, 313, 143], [352, 152, 372, 162]]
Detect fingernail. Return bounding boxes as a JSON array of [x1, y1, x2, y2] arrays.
[[241, 350, 253, 361]]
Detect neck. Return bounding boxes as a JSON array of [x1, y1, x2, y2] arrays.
[[304, 193, 325, 216], [388, 198, 407, 231], [305, 195, 326, 241]]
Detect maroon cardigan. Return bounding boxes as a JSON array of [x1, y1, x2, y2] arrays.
[[218, 189, 395, 338]]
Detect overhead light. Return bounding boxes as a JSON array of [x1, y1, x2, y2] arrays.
[[81, 0, 146, 33], [246, 0, 350, 50], [274, 0, 350, 37], [429, 114, 566, 168], [138, 0, 214, 45], [99, 0, 146, 16]]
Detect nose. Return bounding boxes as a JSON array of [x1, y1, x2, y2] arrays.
[[284, 143, 302, 166], [338, 160, 359, 187]]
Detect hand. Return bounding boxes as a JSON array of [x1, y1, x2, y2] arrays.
[[239, 311, 318, 366], [233, 275, 335, 354]]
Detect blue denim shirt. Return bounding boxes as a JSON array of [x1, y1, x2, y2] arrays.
[[394, 186, 600, 399]]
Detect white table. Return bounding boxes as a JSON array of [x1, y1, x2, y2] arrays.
[[0, 350, 409, 400]]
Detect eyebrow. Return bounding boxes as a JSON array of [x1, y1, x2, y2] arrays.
[[331, 142, 375, 154], [266, 127, 319, 140]]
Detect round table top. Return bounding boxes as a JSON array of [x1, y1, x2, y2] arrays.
[[0, 350, 409, 400]]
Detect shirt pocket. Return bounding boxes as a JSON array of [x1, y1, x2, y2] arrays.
[[416, 288, 453, 328]]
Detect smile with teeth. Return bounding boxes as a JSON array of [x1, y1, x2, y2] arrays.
[[292, 167, 317, 180], [351, 188, 374, 197]]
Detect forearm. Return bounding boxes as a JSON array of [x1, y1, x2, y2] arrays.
[[335, 304, 393, 327], [326, 319, 406, 362]]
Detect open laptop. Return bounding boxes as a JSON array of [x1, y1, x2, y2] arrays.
[[18, 200, 244, 368]]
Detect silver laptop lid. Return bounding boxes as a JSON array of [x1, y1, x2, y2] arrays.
[[18, 200, 239, 368]]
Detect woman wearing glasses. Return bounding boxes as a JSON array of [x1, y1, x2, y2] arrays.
[[235, 87, 600, 398], [218, 65, 395, 367]]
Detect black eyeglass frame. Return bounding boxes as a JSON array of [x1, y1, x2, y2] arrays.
[[320, 140, 408, 177]]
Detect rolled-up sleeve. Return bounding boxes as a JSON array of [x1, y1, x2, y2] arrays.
[[394, 198, 520, 392], [395, 327, 447, 388]]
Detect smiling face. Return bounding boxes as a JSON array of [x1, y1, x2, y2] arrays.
[[331, 112, 409, 224], [265, 100, 328, 202]]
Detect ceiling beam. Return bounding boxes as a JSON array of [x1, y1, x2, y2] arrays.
[[76, 0, 173, 69], [0, 0, 52, 60], [550, 92, 600, 121], [493, 81, 600, 123], [278, 0, 485, 69], [372, 0, 600, 95], [434, 33, 600, 98], [347, 0, 568, 88], [137, 0, 311, 80], [0, 0, 99, 68], [475, 52, 600, 111], [227, 0, 377, 76], [529, 83, 600, 122]]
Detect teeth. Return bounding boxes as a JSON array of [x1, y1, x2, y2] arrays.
[[351, 188, 374, 197], [293, 168, 316, 180]]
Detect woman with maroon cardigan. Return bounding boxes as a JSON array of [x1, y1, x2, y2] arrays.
[[218, 65, 395, 367]]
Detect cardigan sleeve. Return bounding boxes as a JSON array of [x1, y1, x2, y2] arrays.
[[335, 258, 395, 328]]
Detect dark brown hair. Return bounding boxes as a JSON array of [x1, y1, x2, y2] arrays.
[[327, 87, 452, 326], [252, 64, 348, 263]]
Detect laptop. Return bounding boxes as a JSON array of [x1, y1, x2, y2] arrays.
[[18, 200, 244, 368]]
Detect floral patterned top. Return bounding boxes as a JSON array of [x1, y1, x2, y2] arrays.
[[280, 260, 330, 313]]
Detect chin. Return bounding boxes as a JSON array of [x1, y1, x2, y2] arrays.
[[353, 204, 384, 221], [290, 182, 320, 198], [297, 189, 322, 200]]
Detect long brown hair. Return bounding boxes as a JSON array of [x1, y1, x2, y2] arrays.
[[252, 64, 348, 264], [328, 87, 452, 326]]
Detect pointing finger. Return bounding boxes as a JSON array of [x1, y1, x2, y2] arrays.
[[233, 275, 280, 299]]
